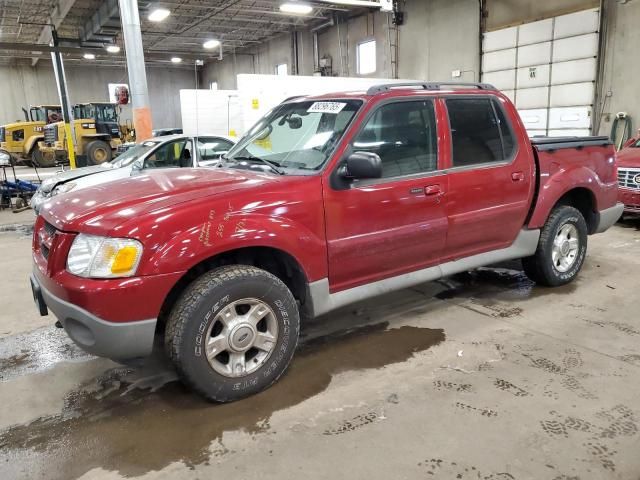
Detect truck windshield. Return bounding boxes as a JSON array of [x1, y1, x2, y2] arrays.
[[95, 105, 118, 122], [30, 108, 44, 122], [225, 99, 362, 172]]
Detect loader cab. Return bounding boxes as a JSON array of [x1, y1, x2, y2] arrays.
[[29, 105, 63, 124], [73, 103, 121, 139]]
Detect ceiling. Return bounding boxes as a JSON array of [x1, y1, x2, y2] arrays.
[[0, 0, 365, 67]]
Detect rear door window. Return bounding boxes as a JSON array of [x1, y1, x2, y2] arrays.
[[446, 97, 515, 167]]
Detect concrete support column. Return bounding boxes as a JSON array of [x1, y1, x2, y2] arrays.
[[118, 0, 153, 141]]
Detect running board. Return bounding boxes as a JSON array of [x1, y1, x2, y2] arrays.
[[309, 229, 540, 317]]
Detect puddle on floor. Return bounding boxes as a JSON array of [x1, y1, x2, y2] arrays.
[[0, 323, 444, 480], [0, 326, 91, 382]]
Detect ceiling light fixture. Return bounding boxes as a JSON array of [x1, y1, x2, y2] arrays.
[[171, 57, 182, 63], [279, 2, 313, 14], [105, 45, 120, 53], [83, 53, 96, 60], [203, 39, 221, 49], [148, 8, 170, 22]]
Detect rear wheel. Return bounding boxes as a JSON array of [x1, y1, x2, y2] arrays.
[[165, 265, 300, 402], [523, 205, 588, 286], [86, 140, 112, 165]]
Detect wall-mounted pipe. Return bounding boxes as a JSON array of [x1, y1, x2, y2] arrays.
[[313, 31, 320, 72]]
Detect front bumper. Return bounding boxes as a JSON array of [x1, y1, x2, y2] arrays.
[[30, 272, 157, 361], [618, 188, 640, 215], [594, 202, 624, 233]]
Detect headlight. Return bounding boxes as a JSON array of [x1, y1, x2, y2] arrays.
[[67, 234, 143, 278], [52, 182, 76, 196], [0, 151, 10, 166]]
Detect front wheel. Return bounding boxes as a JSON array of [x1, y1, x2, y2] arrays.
[[165, 265, 300, 402], [523, 205, 588, 287], [86, 140, 112, 165]]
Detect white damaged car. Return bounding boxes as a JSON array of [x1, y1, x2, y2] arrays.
[[31, 134, 235, 214]]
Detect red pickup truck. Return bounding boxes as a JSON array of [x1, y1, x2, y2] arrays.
[[30, 82, 622, 402], [616, 137, 640, 215]]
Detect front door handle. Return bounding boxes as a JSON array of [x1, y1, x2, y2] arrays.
[[511, 171, 525, 182]]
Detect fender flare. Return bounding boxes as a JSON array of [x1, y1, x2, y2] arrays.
[[25, 135, 44, 155], [528, 166, 602, 229]]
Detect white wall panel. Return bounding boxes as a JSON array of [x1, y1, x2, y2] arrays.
[[527, 130, 548, 137], [552, 33, 598, 62], [551, 58, 597, 85], [483, 27, 517, 52], [515, 87, 549, 109], [553, 9, 599, 39], [550, 83, 595, 107], [517, 42, 551, 68], [518, 108, 548, 129], [482, 69, 516, 90], [548, 129, 592, 137], [482, 48, 516, 72], [517, 64, 550, 88], [548, 106, 592, 129], [483, 8, 599, 136], [518, 18, 553, 45]]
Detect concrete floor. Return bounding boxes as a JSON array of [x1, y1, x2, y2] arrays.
[[1, 211, 639, 480]]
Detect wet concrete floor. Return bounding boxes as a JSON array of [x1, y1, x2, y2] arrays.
[[1, 220, 640, 479]]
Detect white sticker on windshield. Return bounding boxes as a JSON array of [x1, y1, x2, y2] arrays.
[[307, 102, 347, 114]]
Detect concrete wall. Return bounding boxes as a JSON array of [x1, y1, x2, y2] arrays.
[[597, 0, 640, 137], [0, 64, 195, 128], [202, 0, 480, 88]]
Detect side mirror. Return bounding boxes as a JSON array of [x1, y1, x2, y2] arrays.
[[131, 159, 144, 172], [343, 152, 382, 180]]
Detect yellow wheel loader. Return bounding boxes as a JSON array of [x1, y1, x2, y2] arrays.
[[39, 103, 123, 167], [0, 105, 62, 167]]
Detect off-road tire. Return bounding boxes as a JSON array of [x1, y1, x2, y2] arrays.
[[31, 144, 54, 168], [86, 140, 112, 165], [165, 265, 300, 402], [522, 205, 588, 287]]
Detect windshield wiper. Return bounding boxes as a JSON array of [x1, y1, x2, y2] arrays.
[[226, 155, 285, 175]]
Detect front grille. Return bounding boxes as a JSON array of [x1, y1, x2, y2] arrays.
[[38, 221, 58, 262], [618, 168, 640, 190], [44, 125, 58, 145]]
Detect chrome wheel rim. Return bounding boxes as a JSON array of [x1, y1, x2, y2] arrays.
[[551, 223, 579, 273], [204, 298, 278, 378]]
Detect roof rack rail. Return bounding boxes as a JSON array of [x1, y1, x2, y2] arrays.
[[366, 82, 496, 95]]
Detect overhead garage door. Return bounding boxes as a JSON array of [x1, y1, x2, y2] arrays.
[[481, 8, 599, 137]]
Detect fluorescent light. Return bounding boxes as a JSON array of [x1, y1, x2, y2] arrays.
[[148, 8, 170, 22], [280, 2, 313, 14], [171, 57, 182, 63], [105, 45, 120, 53], [203, 39, 220, 49], [83, 53, 96, 60]]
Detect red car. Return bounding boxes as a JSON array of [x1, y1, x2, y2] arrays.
[[30, 82, 623, 401], [616, 137, 640, 215]]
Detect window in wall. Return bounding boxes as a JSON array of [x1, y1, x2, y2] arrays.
[[446, 98, 515, 167], [275, 63, 288, 76], [352, 100, 438, 179], [210, 81, 218, 90], [357, 40, 376, 75]]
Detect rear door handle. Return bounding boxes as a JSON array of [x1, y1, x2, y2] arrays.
[[425, 184, 442, 196], [511, 171, 525, 182]]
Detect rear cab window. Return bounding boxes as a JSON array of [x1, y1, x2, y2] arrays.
[[446, 97, 515, 168]]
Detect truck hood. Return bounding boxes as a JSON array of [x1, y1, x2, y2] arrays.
[[41, 167, 277, 233], [39, 165, 113, 193], [616, 147, 640, 168], [2, 121, 40, 129]]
